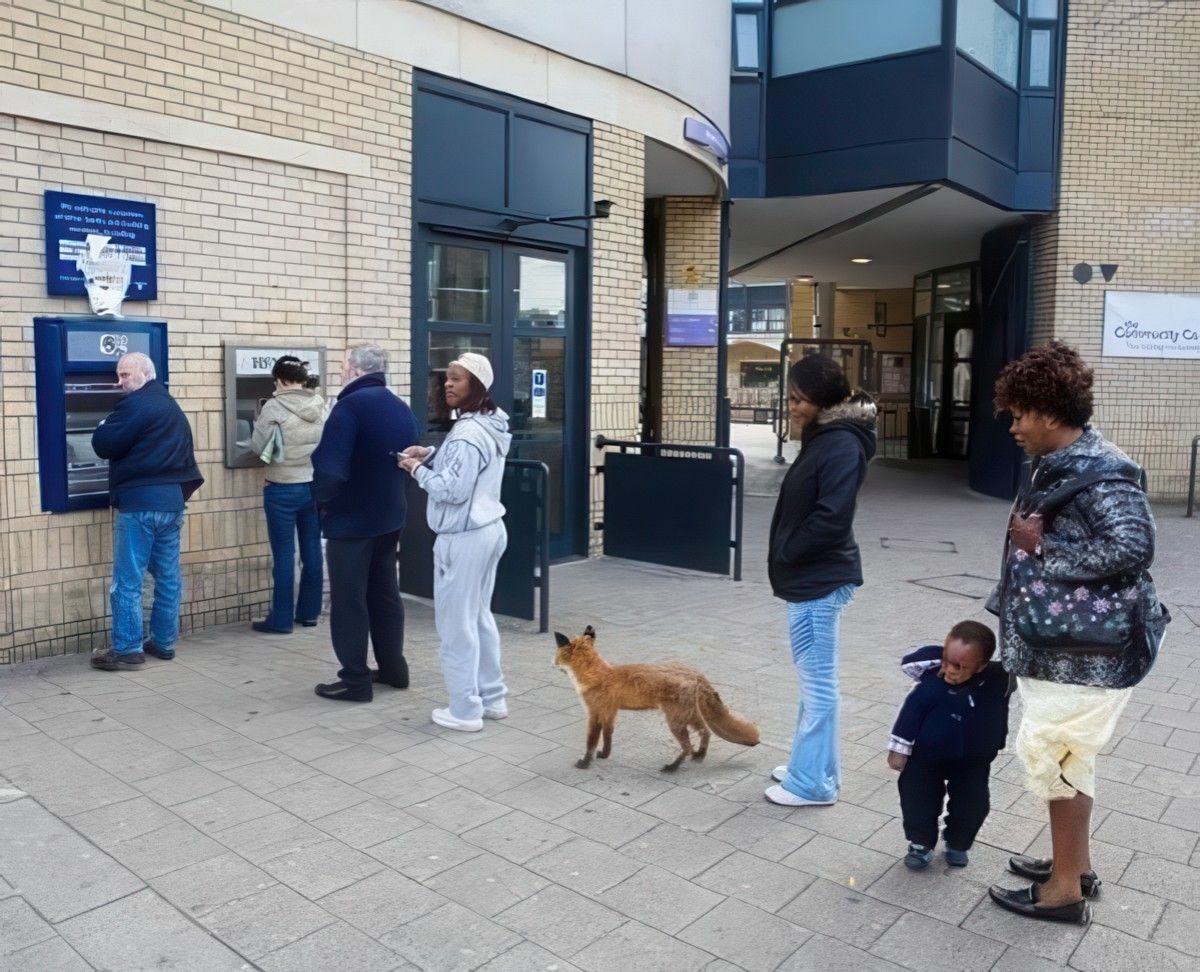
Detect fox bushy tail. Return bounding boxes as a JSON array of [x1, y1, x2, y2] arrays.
[[697, 686, 760, 746]]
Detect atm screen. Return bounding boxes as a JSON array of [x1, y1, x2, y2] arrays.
[[65, 379, 121, 497]]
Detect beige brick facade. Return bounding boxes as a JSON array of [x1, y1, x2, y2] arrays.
[[661, 195, 721, 445], [1031, 0, 1200, 498]]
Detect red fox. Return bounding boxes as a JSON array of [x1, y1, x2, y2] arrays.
[[553, 626, 760, 772]]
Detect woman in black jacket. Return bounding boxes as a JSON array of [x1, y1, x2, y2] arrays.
[[765, 355, 876, 807]]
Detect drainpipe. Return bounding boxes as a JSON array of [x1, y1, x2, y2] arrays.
[[716, 198, 731, 448]]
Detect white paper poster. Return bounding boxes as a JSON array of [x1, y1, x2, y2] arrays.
[[531, 368, 547, 419], [1102, 291, 1200, 359]]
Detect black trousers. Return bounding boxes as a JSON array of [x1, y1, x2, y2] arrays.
[[897, 753, 993, 850], [326, 531, 406, 690]]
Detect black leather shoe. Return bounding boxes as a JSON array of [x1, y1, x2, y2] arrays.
[[252, 621, 291, 634], [298, 620, 318, 627], [989, 883, 1091, 924], [143, 640, 175, 660], [1008, 855, 1101, 898], [314, 681, 372, 702]]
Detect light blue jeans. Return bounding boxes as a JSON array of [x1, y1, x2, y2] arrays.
[[110, 510, 184, 656], [781, 584, 856, 802]]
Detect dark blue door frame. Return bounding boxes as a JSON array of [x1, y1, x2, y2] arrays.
[[412, 226, 588, 560]]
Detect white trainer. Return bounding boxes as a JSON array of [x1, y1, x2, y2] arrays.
[[482, 703, 508, 720], [764, 784, 836, 807], [431, 708, 484, 732], [771, 765, 788, 783]]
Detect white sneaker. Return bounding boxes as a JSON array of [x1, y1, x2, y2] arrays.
[[764, 784, 836, 807], [431, 708, 484, 732], [482, 703, 508, 720], [771, 765, 787, 783]]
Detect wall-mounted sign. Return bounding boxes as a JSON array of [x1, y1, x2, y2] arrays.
[[1102, 291, 1200, 359], [234, 348, 321, 376], [531, 369, 547, 419], [44, 191, 157, 300], [666, 288, 719, 347], [683, 117, 729, 166]]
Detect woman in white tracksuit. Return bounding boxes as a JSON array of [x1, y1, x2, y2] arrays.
[[399, 353, 511, 732]]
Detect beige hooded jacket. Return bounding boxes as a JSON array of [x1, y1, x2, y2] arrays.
[[250, 388, 326, 484]]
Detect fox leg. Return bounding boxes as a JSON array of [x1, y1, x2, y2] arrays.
[[598, 719, 614, 759], [662, 714, 694, 772], [691, 721, 711, 761], [577, 716, 602, 769]]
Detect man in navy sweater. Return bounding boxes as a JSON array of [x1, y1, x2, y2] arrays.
[[310, 344, 419, 702], [91, 352, 203, 671]]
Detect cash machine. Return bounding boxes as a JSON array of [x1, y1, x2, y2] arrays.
[[33, 315, 169, 513], [223, 343, 326, 468]]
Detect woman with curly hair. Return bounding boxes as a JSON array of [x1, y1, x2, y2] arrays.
[[986, 342, 1168, 925]]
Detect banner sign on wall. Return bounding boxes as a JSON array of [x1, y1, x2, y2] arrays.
[[44, 190, 157, 300], [1103, 291, 1200, 359], [666, 288, 719, 347]]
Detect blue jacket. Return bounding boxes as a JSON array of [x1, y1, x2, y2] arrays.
[[889, 645, 1012, 761], [311, 372, 419, 539], [91, 380, 203, 506], [768, 399, 876, 601]]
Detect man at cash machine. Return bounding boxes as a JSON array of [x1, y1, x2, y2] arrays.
[[90, 352, 203, 671]]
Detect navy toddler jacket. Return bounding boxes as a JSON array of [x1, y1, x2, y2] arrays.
[[888, 644, 1012, 760], [311, 372, 419, 539], [91, 380, 203, 506]]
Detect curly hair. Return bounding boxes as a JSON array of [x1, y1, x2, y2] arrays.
[[788, 353, 850, 409], [993, 341, 1093, 428]]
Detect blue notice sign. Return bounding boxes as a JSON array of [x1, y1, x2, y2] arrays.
[[44, 191, 157, 299], [666, 287, 719, 347]]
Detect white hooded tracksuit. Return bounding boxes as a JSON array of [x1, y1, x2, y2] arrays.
[[413, 410, 512, 721]]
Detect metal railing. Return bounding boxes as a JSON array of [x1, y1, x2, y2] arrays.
[[1188, 435, 1200, 517]]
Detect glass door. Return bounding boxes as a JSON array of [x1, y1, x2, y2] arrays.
[[415, 232, 584, 559]]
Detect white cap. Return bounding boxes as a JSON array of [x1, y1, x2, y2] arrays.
[[449, 352, 494, 390]]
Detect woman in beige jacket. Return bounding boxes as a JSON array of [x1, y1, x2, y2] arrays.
[[249, 356, 326, 633]]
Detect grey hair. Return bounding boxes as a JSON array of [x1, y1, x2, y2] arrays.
[[118, 352, 156, 380], [348, 344, 387, 374]]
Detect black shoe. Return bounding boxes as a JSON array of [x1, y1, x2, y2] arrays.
[[369, 658, 409, 689], [143, 640, 175, 660], [989, 883, 1090, 924], [298, 619, 318, 627], [314, 681, 372, 702], [253, 620, 292, 634], [1008, 855, 1101, 898], [91, 650, 145, 671]]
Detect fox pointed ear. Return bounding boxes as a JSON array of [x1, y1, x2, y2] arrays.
[[583, 625, 596, 638], [554, 632, 571, 648]]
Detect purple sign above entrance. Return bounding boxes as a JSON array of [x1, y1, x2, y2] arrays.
[[683, 118, 729, 166]]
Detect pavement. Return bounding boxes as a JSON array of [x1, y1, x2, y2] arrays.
[[2, 426, 1199, 971]]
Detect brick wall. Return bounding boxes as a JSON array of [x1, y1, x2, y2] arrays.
[[661, 195, 720, 445], [1033, 0, 1200, 498], [589, 122, 645, 553], [0, 0, 411, 662]]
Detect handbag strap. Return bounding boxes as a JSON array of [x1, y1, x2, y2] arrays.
[[1031, 468, 1143, 526]]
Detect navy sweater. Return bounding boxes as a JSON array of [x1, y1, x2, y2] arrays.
[[311, 372, 419, 539], [91, 380, 203, 507], [889, 645, 1012, 761]]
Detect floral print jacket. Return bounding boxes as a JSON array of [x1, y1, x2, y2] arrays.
[[988, 427, 1168, 689]]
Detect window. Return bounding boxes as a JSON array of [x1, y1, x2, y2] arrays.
[[734, 12, 761, 71], [1027, 0, 1058, 19], [772, 0, 941, 78], [1028, 28, 1052, 87], [956, 0, 1019, 87]]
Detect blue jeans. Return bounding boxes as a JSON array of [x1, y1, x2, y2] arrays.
[[111, 510, 185, 656], [781, 584, 856, 802], [263, 482, 323, 631]]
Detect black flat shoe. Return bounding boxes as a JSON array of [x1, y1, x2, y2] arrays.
[[298, 620, 318, 627], [989, 883, 1091, 925], [1008, 855, 1101, 898], [369, 663, 409, 689], [314, 681, 372, 702], [252, 621, 291, 634]]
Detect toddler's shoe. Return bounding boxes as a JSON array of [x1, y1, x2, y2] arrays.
[[945, 847, 969, 867], [905, 843, 934, 870]]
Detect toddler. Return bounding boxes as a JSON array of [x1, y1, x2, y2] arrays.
[[887, 620, 1012, 869]]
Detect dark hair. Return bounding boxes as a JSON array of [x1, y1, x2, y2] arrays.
[[272, 355, 309, 385], [455, 371, 497, 416], [948, 620, 996, 661], [993, 341, 1093, 428], [788, 353, 850, 409]]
